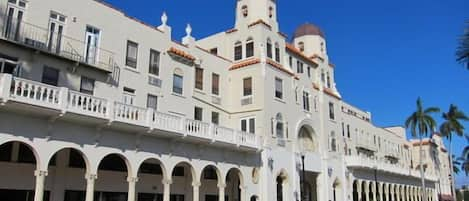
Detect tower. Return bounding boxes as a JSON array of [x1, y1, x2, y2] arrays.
[[235, 0, 279, 31], [293, 23, 328, 60]]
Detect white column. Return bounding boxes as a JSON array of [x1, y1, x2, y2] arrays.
[[218, 183, 226, 201], [34, 170, 48, 201], [127, 177, 138, 201], [372, 183, 377, 201], [365, 185, 370, 201], [192, 182, 200, 201], [163, 179, 172, 201], [85, 173, 97, 201], [239, 185, 247, 201]]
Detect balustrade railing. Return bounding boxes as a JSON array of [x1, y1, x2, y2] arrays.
[[0, 74, 259, 149]]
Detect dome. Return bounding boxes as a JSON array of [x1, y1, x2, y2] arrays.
[[294, 23, 325, 38]]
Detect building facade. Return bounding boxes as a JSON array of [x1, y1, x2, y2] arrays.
[[0, 0, 453, 201]]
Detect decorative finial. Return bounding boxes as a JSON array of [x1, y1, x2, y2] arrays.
[[185, 24, 192, 36], [161, 12, 167, 26]]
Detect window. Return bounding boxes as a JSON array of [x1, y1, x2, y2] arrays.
[[212, 73, 220, 95], [194, 107, 203, 121], [341, 123, 345, 137], [195, 67, 204, 90], [41, 66, 59, 86], [330, 132, 337, 152], [298, 42, 305, 52], [296, 61, 303, 73], [266, 39, 272, 59], [80, 77, 95, 95], [307, 66, 311, 78], [329, 102, 335, 120], [246, 38, 254, 58], [203, 167, 218, 180], [126, 40, 138, 68], [275, 43, 280, 62], [347, 125, 350, 138], [173, 71, 183, 95], [241, 117, 255, 134], [327, 72, 331, 88], [275, 77, 283, 99], [234, 41, 242, 61], [123, 87, 135, 105], [147, 94, 158, 110], [241, 5, 248, 17], [211, 112, 219, 125], [303, 92, 310, 111], [269, 6, 274, 18], [149, 49, 160, 76], [321, 69, 325, 85], [209, 48, 218, 55], [275, 113, 285, 146], [243, 77, 252, 96], [288, 56, 293, 68]]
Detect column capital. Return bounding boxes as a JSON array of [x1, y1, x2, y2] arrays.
[[127, 177, 139, 183], [192, 181, 201, 187], [163, 179, 173, 185], [34, 170, 48, 177], [85, 173, 98, 180]]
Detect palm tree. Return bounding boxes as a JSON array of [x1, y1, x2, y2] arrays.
[[461, 135, 469, 175], [456, 21, 469, 69], [452, 155, 461, 174], [405, 97, 440, 201], [439, 104, 469, 200]]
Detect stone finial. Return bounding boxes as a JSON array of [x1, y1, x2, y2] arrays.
[[185, 24, 192, 37], [161, 12, 168, 26]]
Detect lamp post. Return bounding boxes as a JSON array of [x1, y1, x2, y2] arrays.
[[301, 153, 306, 201]]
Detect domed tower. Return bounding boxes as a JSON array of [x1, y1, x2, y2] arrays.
[[293, 23, 328, 60]]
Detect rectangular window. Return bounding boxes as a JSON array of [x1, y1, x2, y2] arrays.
[[123, 87, 135, 105], [275, 77, 283, 99], [241, 117, 255, 133], [211, 112, 219, 125], [307, 66, 311, 78], [80, 76, 95, 95], [329, 102, 335, 120], [212, 73, 219, 95], [347, 125, 350, 138], [126, 40, 138, 68], [303, 91, 310, 111], [267, 43, 272, 59], [195, 67, 204, 90], [246, 41, 254, 58], [243, 77, 252, 96], [341, 123, 345, 137], [194, 107, 203, 121], [275, 47, 280, 62], [210, 48, 218, 55], [147, 94, 158, 110], [173, 74, 183, 95], [149, 49, 160, 76], [234, 44, 242, 61], [289, 56, 293, 68], [41, 66, 59, 86], [297, 61, 304, 73]]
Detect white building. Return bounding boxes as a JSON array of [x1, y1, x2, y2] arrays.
[[0, 0, 453, 201]]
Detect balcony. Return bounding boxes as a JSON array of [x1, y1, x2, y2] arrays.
[[0, 74, 262, 151], [0, 15, 116, 73], [345, 155, 438, 181]]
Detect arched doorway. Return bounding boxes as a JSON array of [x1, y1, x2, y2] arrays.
[[226, 168, 243, 201], [95, 153, 130, 201], [136, 158, 166, 201], [200, 165, 220, 201], [47, 148, 89, 201], [353, 181, 359, 201], [0, 141, 43, 201], [171, 162, 194, 201]]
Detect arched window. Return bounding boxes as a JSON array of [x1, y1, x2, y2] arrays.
[[234, 41, 242, 61], [266, 38, 273, 59], [173, 68, 184, 95], [242, 5, 248, 17], [326, 72, 331, 88], [298, 42, 305, 52], [320, 69, 325, 85], [275, 42, 280, 62], [276, 113, 285, 146], [246, 37, 254, 58], [320, 42, 325, 53], [269, 6, 274, 18]]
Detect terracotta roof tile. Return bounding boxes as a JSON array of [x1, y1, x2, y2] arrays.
[[286, 44, 318, 66], [324, 88, 341, 100], [195, 46, 232, 62], [168, 47, 196, 61], [229, 58, 260, 70], [248, 19, 272, 30], [226, 28, 238, 34], [266, 59, 295, 76], [310, 54, 325, 62]]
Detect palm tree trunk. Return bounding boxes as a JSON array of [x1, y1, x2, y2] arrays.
[[419, 135, 428, 201], [448, 139, 457, 201]]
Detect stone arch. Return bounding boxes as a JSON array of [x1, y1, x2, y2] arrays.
[[169, 161, 197, 183], [0, 140, 41, 170], [96, 152, 133, 177], [46, 146, 91, 174], [296, 119, 318, 152], [225, 167, 245, 201], [136, 156, 169, 181], [225, 167, 245, 187], [199, 164, 222, 184]]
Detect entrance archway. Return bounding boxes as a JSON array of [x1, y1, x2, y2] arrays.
[[226, 168, 243, 201], [136, 158, 166, 201], [95, 153, 130, 201], [171, 162, 195, 201], [200, 165, 221, 201]]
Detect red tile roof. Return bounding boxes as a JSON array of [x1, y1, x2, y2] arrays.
[[168, 47, 196, 61], [266, 59, 295, 76], [195, 46, 232, 62], [310, 54, 325, 62], [324, 88, 341, 100], [229, 58, 261, 70], [286, 44, 318, 66], [248, 19, 272, 30]]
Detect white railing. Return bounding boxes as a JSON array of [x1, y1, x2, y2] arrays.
[[68, 90, 108, 118], [0, 74, 260, 150], [114, 102, 148, 126], [10, 76, 62, 109]]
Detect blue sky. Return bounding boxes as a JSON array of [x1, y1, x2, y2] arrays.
[[104, 0, 469, 187]]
